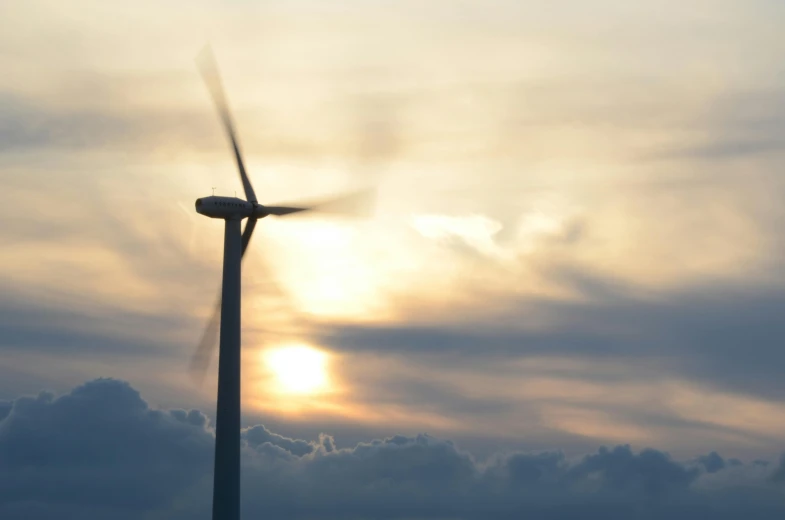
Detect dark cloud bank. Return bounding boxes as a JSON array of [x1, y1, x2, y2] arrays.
[[0, 379, 783, 520]]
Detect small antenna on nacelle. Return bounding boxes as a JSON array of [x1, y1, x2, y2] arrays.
[[212, 187, 216, 196]]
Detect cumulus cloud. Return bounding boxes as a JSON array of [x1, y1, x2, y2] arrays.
[[0, 379, 213, 516], [244, 424, 317, 457], [696, 451, 728, 474], [0, 379, 783, 520], [0, 401, 10, 422], [771, 456, 785, 483]]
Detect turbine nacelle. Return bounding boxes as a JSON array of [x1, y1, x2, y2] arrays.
[[195, 196, 263, 220]]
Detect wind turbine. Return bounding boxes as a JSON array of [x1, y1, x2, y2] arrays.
[[191, 46, 373, 520]]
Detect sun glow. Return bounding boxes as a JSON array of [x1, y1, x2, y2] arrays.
[[262, 345, 330, 395]]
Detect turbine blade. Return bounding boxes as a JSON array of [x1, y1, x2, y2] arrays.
[[266, 188, 376, 218], [196, 45, 258, 204], [264, 206, 310, 216], [241, 216, 257, 255], [189, 297, 221, 384], [189, 217, 258, 383]]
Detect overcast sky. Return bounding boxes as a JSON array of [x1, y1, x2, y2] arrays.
[[1, 1, 785, 518]]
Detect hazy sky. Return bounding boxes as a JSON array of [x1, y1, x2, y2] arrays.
[[2, 1, 785, 518]]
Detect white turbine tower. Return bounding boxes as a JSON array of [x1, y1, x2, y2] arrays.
[[191, 46, 373, 520]]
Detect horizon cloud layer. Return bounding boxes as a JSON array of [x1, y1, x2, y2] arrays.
[[0, 378, 784, 520]]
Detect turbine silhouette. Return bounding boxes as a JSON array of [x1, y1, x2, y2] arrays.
[[191, 46, 375, 520]]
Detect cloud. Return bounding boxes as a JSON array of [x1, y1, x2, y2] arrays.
[[771, 456, 785, 483], [244, 424, 315, 457], [4, 246, 785, 458], [696, 451, 727, 474], [317, 272, 785, 404], [303, 271, 785, 456], [641, 88, 785, 162], [0, 401, 10, 422], [0, 379, 212, 515], [0, 378, 784, 520]]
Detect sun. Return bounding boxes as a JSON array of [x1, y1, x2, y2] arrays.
[[262, 345, 330, 395]]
